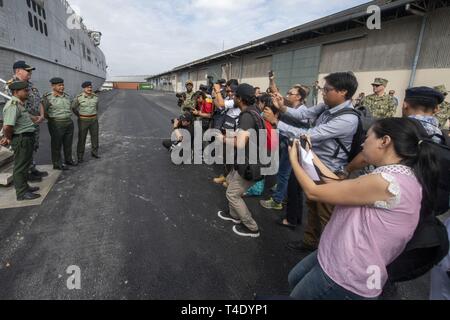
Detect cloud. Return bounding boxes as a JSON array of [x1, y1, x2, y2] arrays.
[[68, 0, 369, 77]]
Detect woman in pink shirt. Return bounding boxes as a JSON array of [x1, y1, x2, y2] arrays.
[[287, 117, 440, 300]]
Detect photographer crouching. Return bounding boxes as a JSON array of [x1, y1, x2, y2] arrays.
[[162, 112, 194, 154]]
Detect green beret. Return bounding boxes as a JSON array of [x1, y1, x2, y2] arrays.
[[50, 77, 64, 85], [8, 81, 28, 91]]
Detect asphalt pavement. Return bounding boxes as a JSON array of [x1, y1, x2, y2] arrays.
[[0, 90, 430, 300]]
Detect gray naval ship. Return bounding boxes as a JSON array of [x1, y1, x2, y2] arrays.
[[0, 0, 106, 104]]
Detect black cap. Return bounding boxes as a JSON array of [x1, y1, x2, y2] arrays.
[[179, 112, 193, 122], [199, 84, 208, 92], [405, 86, 444, 108], [82, 81, 92, 88], [235, 83, 255, 101], [13, 61, 35, 71], [8, 81, 28, 91], [50, 77, 64, 85]]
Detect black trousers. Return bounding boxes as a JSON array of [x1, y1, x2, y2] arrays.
[[286, 172, 304, 225]]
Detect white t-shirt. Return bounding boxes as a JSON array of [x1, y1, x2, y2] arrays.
[[224, 97, 241, 118]]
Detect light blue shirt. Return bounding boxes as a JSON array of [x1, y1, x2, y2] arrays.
[[277, 100, 359, 172]]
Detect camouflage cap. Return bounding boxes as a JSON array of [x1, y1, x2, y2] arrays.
[[433, 85, 448, 96], [185, 80, 194, 86], [372, 78, 388, 87]]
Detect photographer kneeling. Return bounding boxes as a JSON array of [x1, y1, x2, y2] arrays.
[[162, 112, 194, 152]]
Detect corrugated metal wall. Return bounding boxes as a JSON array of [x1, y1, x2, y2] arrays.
[[418, 7, 450, 69], [320, 16, 422, 74]]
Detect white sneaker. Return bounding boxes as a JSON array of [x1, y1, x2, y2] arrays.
[[217, 211, 241, 224]]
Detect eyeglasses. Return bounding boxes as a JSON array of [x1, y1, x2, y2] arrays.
[[322, 86, 335, 94], [287, 92, 299, 96]]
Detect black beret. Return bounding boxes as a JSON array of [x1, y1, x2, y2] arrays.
[[8, 81, 28, 91], [82, 81, 92, 88], [50, 77, 64, 85], [199, 84, 208, 92], [13, 60, 35, 71], [405, 86, 444, 107], [235, 83, 255, 101]]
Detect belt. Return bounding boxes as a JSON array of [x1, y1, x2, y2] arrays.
[[49, 118, 72, 122], [13, 132, 35, 137], [79, 114, 97, 119]]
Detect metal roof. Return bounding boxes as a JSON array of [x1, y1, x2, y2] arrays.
[[146, 0, 423, 80]]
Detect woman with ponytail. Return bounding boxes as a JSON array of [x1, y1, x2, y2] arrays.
[[287, 117, 440, 300]]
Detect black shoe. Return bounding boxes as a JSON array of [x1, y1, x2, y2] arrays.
[[286, 241, 316, 253], [232, 224, 260, 238], [31, 169, 48, 177], [217, 211, 241, 224], [277, 218, 297, 230], [53, 165, 69, 171], [28, 186, 40, 193], [17, 192, 41, 201], [92, 154, 100, 159], [65, 160, 78, 166], [28, 174, 43, 183]]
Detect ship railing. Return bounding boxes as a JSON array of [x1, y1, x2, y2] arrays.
[[0, 79, 12, 101]]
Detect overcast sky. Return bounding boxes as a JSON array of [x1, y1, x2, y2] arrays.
[[69, 0, 369, 77]]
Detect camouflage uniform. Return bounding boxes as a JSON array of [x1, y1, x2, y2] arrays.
[[181, 91, 196, 113], [434, 85, 450, 129], [6, 76, 42, 151], [361, 78, 397, 118], [181, 80, 196, 113]]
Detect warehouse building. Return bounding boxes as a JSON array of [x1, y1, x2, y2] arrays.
[[109, 76, 152, 90], [146, 0, 450, 112]]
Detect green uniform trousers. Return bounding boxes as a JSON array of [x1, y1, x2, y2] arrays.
[[77, 118, 99, 160], [48, 119, 74, 166], [11, 134, 35, 198]]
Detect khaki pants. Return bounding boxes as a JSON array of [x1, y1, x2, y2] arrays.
[[226, 170, 259, 232], [302, 199, 335, 249]]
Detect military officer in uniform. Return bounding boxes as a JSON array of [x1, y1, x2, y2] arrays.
[[6, 61, 47, 181], [1, 81, 41, 201], [361, 78, 397, 118], [72, 81, 100, 163], [42, 78, 76, 170], [433, 85, 450, 129]]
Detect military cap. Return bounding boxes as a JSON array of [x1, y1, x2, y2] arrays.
[[405, 86, 444, 107], [50, 77, 64, 85], [185, 80, 194, 86], [82, 81, 92, 88], [8, 81, 28, 91], [199, 84, 208, 92], [372, 78, 389, 87], [13, 60, 35, 71], [433, 85, 448, 96]]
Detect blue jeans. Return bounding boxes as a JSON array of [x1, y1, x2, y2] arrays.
[[288, 251, 374, 300], [272, 137, 292, 203]]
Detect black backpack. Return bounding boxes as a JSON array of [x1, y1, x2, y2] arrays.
[[387, 134, 450, 283], [324, 106, 375, 162], [235, 108, 267, 182]]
